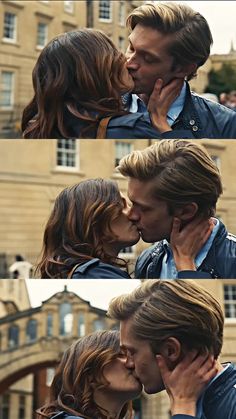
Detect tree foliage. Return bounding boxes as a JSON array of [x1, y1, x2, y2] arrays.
[[205, 63, 236, 96]]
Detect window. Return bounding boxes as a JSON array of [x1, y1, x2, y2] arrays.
[[0, 71, 14, 108], [115, 141, 133, 167], [47, 312, 53, 336], [224, 284, 236, 318], [37, 22, 48, 48], [99, 0, 112, 21], [119, 1, 125, 25], [0, 393, 10, 419], [118, 36, 125, 51], [26, 319, 37, 342], [18, 395, 25, 419], [64, 0, 74, 13], [57, 139, 78, 169], [46, 368, 55, 386], [59, 302, 73, 335], [8, 325, 19, 348], [93, 319, 105, 331], [3, 12, 16, 42], [78, 313, 85, 337]]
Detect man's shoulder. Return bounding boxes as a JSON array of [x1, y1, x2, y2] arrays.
[[191, 91, 236, 117], [215, 220, 236, 251], [206, 221, 236, 278]]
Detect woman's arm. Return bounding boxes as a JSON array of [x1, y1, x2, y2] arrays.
[[156, 351, 217, 417], [170, 217, 214, 273], [147, 78, 183, 133]]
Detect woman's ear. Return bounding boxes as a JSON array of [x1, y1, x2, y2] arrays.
[[174, 202, 198, 222]]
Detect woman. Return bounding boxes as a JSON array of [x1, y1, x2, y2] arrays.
[[36, 330, 141, 419], [36, 330, 217, 419], [37, 178, 213, 279], [37, 178, 139, 278], [22, 29, 179, 139]]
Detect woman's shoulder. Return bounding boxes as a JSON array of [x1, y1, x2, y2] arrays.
[[71, 258, 131, 279], [50, 412, 84, 419], [106, 112, 161, 139]]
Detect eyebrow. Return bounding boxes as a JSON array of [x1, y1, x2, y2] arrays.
[[128, 195, 152, 210], [120, 343, 134, 351], [128, 38, 161, 61]]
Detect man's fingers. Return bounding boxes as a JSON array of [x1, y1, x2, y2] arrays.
[[156, 354, 169, 376]]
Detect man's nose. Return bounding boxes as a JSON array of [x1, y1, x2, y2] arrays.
[[125, 355, 135, 369], [126, 52, 139, 70], [128, 206, 140, 222]]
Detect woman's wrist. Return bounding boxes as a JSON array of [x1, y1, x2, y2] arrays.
[[174, 256, 196, 272], [151, 116, 172, 133], [171, 400, 196, 416]]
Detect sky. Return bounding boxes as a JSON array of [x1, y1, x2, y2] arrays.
[[25, 279, 141, 311], [168, 1, 236, 54]]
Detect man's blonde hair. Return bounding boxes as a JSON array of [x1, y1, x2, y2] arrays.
[[108, 279, 224, 358], [127, 2, 213, 80], [118, 139, 223, 218]]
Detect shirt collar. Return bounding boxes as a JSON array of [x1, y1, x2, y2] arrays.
[[163, 218, 220, 268], [127, 81, 187, 124], [167, 81, 186, 122]]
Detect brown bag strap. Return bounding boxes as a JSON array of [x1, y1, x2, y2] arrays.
[[96, 116, 113, 139], [67, 263, 83, 279]]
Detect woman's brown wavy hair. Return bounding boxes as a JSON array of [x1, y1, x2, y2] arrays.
[[37, 178, 128, 278], [36, 330, 133, 419], [22, 29, 131, 138]]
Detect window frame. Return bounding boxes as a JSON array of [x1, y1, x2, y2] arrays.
[[64, 0, 75, 14], [55, 139, 80, 172], [36, 21, 48, 49], [3, 11, 17, 43], [224, 284, 236, 321], [99, 0, 112, 22], [0, 71, 15, 110]]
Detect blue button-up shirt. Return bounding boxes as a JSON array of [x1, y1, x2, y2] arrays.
[[128, 82, 187, 126]]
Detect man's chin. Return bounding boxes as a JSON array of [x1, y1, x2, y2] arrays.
[[144, 384, 164, 394], [140, 234, 156, 244]]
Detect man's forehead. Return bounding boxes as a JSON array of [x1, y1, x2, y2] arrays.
[[120, 319, 137, 346], [127, 178, 160, 203], [129, 24, 174, 55]]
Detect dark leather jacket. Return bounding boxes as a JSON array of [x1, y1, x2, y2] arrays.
[[119, 82, 236, 139], [135, 220, 236, 279], [61, 82, 236, 139], [51, 412, 83, 419], [71, 258, 131, 279]]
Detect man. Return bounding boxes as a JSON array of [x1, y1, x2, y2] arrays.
[[118, 139, 236, 278], [124, 2, 236, 138], [108, 279, 236, 418]]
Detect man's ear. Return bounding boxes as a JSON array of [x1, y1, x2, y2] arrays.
[[158, 337, 182, 363], [174, 62, 198, 79], [174, 202, 198, 221]]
